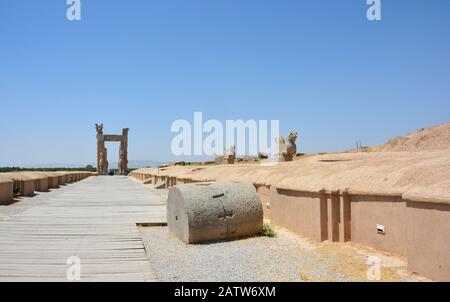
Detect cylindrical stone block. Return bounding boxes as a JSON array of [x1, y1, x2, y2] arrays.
[[167, 181, 263, 243]]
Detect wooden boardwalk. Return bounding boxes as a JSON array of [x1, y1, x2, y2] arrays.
[[0, 176, 166, 282]]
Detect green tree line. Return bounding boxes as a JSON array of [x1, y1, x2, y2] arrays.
[[0, 165, 96, 173]]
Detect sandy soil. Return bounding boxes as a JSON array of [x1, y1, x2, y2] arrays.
[[133, 122, 450, 203], [134, 150, 450, 202], [381, 122, 450, 152]]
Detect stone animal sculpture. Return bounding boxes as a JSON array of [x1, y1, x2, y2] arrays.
[[95, 123, 104, 135], [99, 151, 106, 174], [258, 152, 269, 159], [224, 145, 236, 164], [105, 158, 109, 174], [118, 149, 128, 174], [275, 131, 298, 161], [286, 131, 298, 161]]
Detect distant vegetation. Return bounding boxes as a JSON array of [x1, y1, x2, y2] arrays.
[[0, 165, 96, 173]]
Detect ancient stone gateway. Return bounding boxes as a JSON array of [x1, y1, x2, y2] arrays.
[[96, 124, 129, 175]]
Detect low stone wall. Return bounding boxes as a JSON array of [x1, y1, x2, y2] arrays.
[[0, 172, 93, 204], [130, 169, 450, 281], [19, 180, 35, 197], [34, 177, 49, 192], [271, 189, 327, 242], [351, 195, 407, 256], [0, 181, 14, 204], [58, 176, 65, 186], [48, 176, 60, 189], [405, 200, 450, 281]]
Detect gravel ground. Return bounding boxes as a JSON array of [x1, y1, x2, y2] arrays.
[[140, 226, 429, 282]]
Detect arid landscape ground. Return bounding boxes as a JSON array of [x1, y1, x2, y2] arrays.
[[134, 122, 450, 200], [0, 183, 429, 282], [140, 224, 429, 282], [131, 122, 450, 282]]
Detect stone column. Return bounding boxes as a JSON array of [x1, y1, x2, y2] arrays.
[[104, 147, 109, 174], [120, 128, 129, 175], [96, 123, 105, 175]]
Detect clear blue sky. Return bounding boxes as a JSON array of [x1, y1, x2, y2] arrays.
[[1, 0, 449, 166]]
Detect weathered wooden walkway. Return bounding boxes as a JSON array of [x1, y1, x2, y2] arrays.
[[0, 176, 166, 282]]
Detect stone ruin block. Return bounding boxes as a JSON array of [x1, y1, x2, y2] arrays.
[[167, 181, 263, 244]]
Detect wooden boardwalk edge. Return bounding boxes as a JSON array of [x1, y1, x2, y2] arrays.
[[0, 176, 167, 282]]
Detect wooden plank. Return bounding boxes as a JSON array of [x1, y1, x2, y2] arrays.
[[0, 176, 166, 282]]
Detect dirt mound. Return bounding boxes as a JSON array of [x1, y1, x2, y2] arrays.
[[381, 122, 450, 152]]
